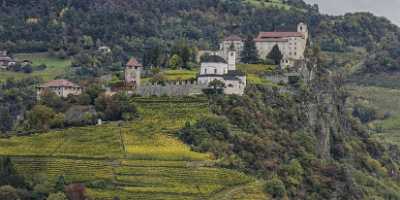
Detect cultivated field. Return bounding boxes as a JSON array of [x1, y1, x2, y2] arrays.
[[0, 97, 267, 199]]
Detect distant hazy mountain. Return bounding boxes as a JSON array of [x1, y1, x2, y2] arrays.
[[304, 0, 400, 26]]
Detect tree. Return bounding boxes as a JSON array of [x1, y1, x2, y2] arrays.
[[207, 79, 225, 95], [55, 175, 66, 192], [241, 36, 259, 64], [0, 185, 19, 200], [26, 105, 56, 131], [171, 40, 193, 69], [267, 44, 283, 65], [0, 157, 26, 188], [265, 177, 286, 198], [0, 107, 13, 133], [169, 54, 183, 69], [40, 90, 66, 112]]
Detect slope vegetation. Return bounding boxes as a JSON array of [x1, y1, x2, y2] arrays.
[[0, 97, 267, 199]]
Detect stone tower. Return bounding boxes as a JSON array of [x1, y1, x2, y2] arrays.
[[227, 50, 236, 71], [297, 22, 309, 41], [125, 57, 143, 87]]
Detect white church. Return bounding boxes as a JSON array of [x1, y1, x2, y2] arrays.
[[197, 51, 246, 95]]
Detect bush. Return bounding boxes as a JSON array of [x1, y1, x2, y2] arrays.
[[352, 103, 378, 123], [265, 177, 286, 199], [0, 185, 20, 200]]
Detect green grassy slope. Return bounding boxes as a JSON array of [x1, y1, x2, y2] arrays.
[[0, 52, 71, 82], [348, 85, 400, 146], [0, 97, 267, 199]]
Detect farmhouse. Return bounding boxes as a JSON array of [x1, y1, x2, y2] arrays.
[[125, 57, 143, 87], [255, 23, 308, 67], [0, 51, 16, 69], [37, 79, 82, 99], [197, 51, 246, 95]]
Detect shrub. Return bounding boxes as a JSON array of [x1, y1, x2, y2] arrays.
[[265, 177, 286, 199], [352, 103, 378, 123], [0, 185, 19, 200]]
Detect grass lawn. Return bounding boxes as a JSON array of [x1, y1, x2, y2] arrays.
[[244, 0, 290, 9], [0, 52, 71, 82], [237, 63, 276, 85], [163, 69, 198, 81]]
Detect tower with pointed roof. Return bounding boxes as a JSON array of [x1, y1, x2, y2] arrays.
[[125, 57, 143, 87]]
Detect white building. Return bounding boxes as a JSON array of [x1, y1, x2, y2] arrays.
[[37, 79, 82, 99], [125, 57, 143, 87], [197, 51, 246, 95], [255, 23, 308, 68]]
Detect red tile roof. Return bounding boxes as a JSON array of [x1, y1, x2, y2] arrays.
[[254, 38, 289, 43], [256, 32, 304, 40], [224, 35, 243, 41], [39, 79, 80, 88], [126, 58, 143, 67]]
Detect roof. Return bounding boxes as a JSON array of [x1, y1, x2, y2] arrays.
[[227, 70, 245, 76], [0, 57, 12, 62], [201, 55, 227, 63], [126, 58, 143, 67], [224, 35, 243, 41], [39, 79, 81, 88], [254, 38, 289, 43], [256, 32, 304, 40]]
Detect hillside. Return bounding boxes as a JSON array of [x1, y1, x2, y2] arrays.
[[0, 97, 267, 199], [1, 0, 400, 199]]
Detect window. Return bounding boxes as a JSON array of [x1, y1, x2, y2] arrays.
[[214, 69, 217, 74], [204, 69, 207, 74]]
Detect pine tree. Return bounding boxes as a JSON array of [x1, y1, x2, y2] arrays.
[[55, 175, 66, 192], [241, 36, 259, 64], [267, 44, 283, 65]]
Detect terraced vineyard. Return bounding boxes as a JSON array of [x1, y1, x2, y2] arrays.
[[0, 97, 267, 199]]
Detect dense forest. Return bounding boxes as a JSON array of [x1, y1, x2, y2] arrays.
[[0, 0, 399, 73]]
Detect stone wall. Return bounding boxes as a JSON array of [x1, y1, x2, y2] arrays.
[[136, 81, 207, 96]]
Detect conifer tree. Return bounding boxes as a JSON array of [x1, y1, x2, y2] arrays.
[[267, 44, 283, 65], [241, 36, 259, 64]]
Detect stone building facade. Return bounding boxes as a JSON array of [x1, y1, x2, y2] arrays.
[[37, 79, 82, 99], [125, 57, 143, 88], [255, 23, 308, 68]]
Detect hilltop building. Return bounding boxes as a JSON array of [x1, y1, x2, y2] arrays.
[[197, 23, 308, 68], [255, 23, 308, 68], [125, 57, 143, 88], [197, 51, 246, 95], [37, 79, 82, 99]]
